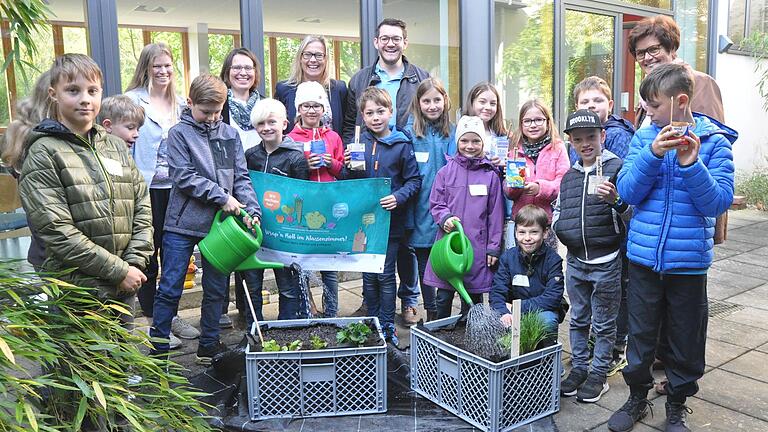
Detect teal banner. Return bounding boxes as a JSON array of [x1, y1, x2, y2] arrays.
[[249, 171, 391, 272]]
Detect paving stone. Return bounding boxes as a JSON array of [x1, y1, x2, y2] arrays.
[[705, 338, 750, 368], [713, 238, 765, 253], [720, 350, 768, 384], [723, 230, 768, 246], [714, 247, 746, 261], [706, 317, 768, 349], [747, 246, 768, 257], [758, 342, 768, 354], [728, 210, 768, 223], [697, 369, 768, 422], [706, 269, 765, 300], [719, 306, 768, 331], [590, 422, 660, 432], [554, 397, 613, 431], [727, 283, 768, 311], [685, 397, 768, 431], [711, 259, 768, 282], [728, 251, 768, 267]]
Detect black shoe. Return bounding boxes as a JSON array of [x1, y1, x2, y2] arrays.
[[576, 373, 609, 403], [196, 341, 227, 365], [665, 402, 692, 432], [608, 392, 652, 432], [560, 368, 588, 397]]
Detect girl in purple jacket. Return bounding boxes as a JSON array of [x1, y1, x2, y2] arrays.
[[424, 116, 505, 318]]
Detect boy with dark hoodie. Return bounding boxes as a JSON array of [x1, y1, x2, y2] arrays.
[[244, 98, 310, 322], [150, 74, 261, 365], [609, 63, 736, 432], [342, 87, 421, 345]]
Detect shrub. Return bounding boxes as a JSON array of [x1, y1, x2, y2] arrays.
[[498, 311, 553, 356], [736, 169, 768, 210]]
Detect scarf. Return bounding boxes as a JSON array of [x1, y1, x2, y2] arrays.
[[227, 89, 261, 131], [522, 135, 551, 161]]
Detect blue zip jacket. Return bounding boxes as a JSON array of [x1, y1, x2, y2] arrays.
[[616, 113, 736, 273], [490, 245, 564, 316], [404, 118, 456, 247], [341, 126, 421, 238], [568, 114, 634, 163]]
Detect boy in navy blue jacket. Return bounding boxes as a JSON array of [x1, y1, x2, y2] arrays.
[[608, 64, 735, 432], [343, 87, 421, 345], [490, 205, 564, 336]]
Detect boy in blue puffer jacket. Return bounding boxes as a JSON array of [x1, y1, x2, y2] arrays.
[[608, 63, 736, 432]]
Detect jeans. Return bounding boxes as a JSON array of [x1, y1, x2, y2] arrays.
[[414, 248, 437, 313], [240, 268, 301, 327], [396, 235, 420, 309], [622, 262, 707, 401], [436, 288, 483, 319], [151, 231, 228, 351], [615, 253, 630, 349], [565, 254, 621, 377], [363, 238, 399, 327], [320, 271, 338, 317], [137, 188, 170, 317]]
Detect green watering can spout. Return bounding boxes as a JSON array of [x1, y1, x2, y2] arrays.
[[199, 209, 286, 274], [428, 221, 475, 306]]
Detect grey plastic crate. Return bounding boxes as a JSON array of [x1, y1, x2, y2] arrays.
[[245, 317, 387, 420], [410, 315, 562, 432]]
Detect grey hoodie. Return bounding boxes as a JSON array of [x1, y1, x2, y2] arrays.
[[164, 108, 261, 238]]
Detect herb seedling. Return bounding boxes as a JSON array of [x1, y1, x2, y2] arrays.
[[262, 339, 281, 352], [336, 321, 372, 346], [310, 335, 328, 350]]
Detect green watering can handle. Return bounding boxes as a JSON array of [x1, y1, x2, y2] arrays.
[[453, 221, 470, 273]]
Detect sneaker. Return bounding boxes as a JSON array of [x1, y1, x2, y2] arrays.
[[172, 316, 200, 339], [576, 373, 609, 403], [400, 305, 419, 325], [196, 341, 227, 365], [607, 353, 629, 377], [560, 368, 588, 397], [219, 313, 233, 329], [351, 301, 368, 317], [169, 332, 182, 350], [608, 393, 652, 432], [383, 324, 399, 347], [655, 379, 669, 395], [665, 401, 692, 432]]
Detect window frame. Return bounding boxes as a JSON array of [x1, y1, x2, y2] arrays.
[[727, 0, 768, 56]]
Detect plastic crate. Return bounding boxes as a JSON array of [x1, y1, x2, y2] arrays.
[[245, 317, 387, 420], [410, 315, 562, 432]]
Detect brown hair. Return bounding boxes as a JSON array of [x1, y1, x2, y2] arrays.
[[219, 47, 261, 93], [462, 82, 507, 136], [409, 77, 451, 139], [287, 35, 330, 87], [514, 204, 549, 230], [1, 70, 52, 173], [639, 63, 695, 103], [572, 76, 612, 105], [627, 15, 680, 58], [97, 95, 145, 126], [48, 54, 103, 125], [358, 87, 392, 112], [125, 43, 179, 113], [377, 18, 407, 39], [188, 74, 227, 105], [511, 99, 561, 147]]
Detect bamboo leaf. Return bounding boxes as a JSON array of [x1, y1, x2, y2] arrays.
[[92, 381, 107, 409], [23, 402, 38, 431], [73, 396, 88, 431], [106, 303, 132, 316], [0, 336, 16, 364]]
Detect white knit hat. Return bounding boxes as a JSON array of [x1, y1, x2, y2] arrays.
[[455, 115, 487, 149], [294, 81, 331, 115]]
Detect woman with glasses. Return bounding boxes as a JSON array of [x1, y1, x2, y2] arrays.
[[125, 43, 195, 348], [275, 35, 348, 134], [219, 47, 264, 152]]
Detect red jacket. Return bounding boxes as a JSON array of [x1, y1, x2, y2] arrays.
[[504, 138, 570, 222], [287, 125, 344, 182]]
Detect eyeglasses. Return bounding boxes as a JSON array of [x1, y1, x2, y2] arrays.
[[300, 103, 323, 112], [634, 44, 663, 59], [302, 52, 326, 61], [522, 118, 546, 127], [231, 65, 255, 72], [377, 35, 403, 45]]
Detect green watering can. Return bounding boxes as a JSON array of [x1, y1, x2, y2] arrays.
[[429, 221, 474, 305], [199, 209, 286, 274]]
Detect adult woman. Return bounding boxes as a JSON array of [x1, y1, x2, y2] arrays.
[[275, 35, 347, 133], [125, 43, 195, 346], [219, 47, 263, 151]]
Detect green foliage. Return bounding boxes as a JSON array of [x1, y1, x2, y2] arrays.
[[0, 0, 52, 81], [740, 31, 768, 111], [736, 167, 768, 210], [262, 340, 281, 352], [0, 261, 213, 431], [208, 34, 236, 77], [497, 311, 552, 356], [285, 340, 302, 351], [119, 28, 144, 93], [309, 335, 327, 350], [336, 322, 372, 346]]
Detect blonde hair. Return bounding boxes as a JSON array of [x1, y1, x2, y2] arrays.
[[358, 87, 392, 112], [287, 35, 330, 87], [462, 82, 507, 136], [250, 98, 287, 127], [97, 95, 145, 126], [409, 77, 451, 139], [511, 99, 561, 146], [49, 53, 103, 125], [188, 74, 227, 105], [1, 70, 53, 173], [125, 43, 179, 115]]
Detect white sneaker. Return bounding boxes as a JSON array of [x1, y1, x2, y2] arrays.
[[169, 332, 183, 350], [171, 316, 200, 339]]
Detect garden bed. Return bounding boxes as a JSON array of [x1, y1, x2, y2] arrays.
[[251, 318, 383, 352]]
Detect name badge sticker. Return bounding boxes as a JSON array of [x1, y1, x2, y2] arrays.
[[512, 274, 530, 287], [469, 184, 488, 196], [414, 152, 430, 163], [101, 158, 123, 177]]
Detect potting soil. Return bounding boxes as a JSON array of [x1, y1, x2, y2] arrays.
[[252, 319, 383, 351]]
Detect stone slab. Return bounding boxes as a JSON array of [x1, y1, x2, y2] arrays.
[[711, 259, 768, 282], [720, 350, 768, 384], [553, 396, 614, 431], [697, 369, 768, 422], [728, 251, 768, 267], [705, 338, 750, 368], [706, 317, 768, 349], [722, 230, 768, 246], [728, 283, 768, 311], [719, 306, 768, 331]]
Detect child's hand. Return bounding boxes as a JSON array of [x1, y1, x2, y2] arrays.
[[523, 182, 540, 196], [442, 216, 460, 233], [380, 194, 398, 210], [323, 153, 333, 165], [676, 130, 701, 166], [243, 214, 261, 231], [222, 196, 245, 214], [308, 154, 323, 169], [651, 125, 683, 157], [500, 313, 514, 327], [486, 255, 498, 267], [344, 148, 352, 168], [596, 180, 618, 204], [489, 154, 504, 167], [119, 266, 147, 294]]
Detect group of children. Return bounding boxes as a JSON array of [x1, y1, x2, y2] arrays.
[[6, 49, 734, 432]]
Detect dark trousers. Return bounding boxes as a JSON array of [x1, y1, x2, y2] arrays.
[[615, 253, 630, 349], [622, 262, 708, 401], [137, 188, 170, 317], [414, 247, 437, 313], [435, 288, 483, 319]]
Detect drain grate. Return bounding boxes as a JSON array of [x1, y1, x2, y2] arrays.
[[708, 299, 745, 318]]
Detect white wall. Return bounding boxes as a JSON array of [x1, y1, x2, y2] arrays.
[[716, 0, 768, 174]]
